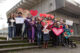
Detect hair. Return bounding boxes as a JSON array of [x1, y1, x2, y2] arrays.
[[18, 12, 22, 14], [9, 13, 15, 18]]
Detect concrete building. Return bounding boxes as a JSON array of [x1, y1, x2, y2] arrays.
[[7, 0, 80, 37]]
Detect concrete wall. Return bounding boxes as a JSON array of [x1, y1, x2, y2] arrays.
[[55, 0, 65, 9], [49, 12, 80, 37], [30, 0, 80, 37], [31, 0, 56, 15], [51, 12, 80, 24]]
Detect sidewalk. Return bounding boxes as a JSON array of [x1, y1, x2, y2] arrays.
[[7, 45, 80, 53]]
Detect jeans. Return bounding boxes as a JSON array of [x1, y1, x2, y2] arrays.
[[8, 26, 16, 38], [37, 32, 42, 45], [22, 26, 27, 38]]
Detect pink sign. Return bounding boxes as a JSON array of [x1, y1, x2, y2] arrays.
[[30, 10, 38, 16], [52, 27, 64, 36]]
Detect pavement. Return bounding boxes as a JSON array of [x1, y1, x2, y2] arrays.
[[7, 45, 80, 53]]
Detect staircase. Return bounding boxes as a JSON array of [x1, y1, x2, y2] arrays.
[[0, 37, 39, 52], [0, 36, 80, 52]]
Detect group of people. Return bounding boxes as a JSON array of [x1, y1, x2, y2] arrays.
[[7, 11, 73, 48]]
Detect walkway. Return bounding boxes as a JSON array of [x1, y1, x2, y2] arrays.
[[7, 45, 80, 53]]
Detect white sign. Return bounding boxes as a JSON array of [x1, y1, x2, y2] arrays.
[[10, 19, 15, 22], [15, 18, 24, 24], [66, 20, 73, 26]]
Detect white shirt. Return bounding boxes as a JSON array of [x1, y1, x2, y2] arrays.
[[42, 24, 50, 34]]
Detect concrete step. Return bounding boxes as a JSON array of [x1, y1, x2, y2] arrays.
[[0, 46, 39, 52], [0, 42, 37, 49], [0, 37, 6, 40], [0, 36, 79, 52], [12, 37, 27, 40], [0, 37, 27, 40], [70, 37, 80, 41], [0, 40, 28, 44], [0, 43, 36, 46], [0, 43, 29, 46]]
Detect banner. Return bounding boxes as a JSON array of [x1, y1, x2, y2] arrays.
[[66, 20, 73, 26], [52, 27, 64, 36], [15, 18, 24, 24]]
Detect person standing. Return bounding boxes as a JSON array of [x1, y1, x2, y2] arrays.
[[36, 20, 42, 46], [64, 25, 71, 45], [22, 17, 28, 40], [42, 22, 50, 48], [31, 18, 35, 43], [7, 13, 16, 40], [22, 15, 32, 40], [25, 15, 32, 43], [59, 21, 66, 46], [52, 22, 59, 47], [15, 12, 24, 37]]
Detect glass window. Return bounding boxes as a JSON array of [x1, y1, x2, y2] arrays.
[[72, 23, 80, 36], [76, 24, 80, 35], [72, 23, 78, 35]]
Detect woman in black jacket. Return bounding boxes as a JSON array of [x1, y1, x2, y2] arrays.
[[7, 13, 16, 40]]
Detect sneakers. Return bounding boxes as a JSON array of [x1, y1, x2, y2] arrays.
[[7, 38, 12, 41], [29, 40, 31, 43], [9, 38, 12, 40], [7, 36, 12, 41]]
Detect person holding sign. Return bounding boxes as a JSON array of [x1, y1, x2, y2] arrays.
[[15, 12, 24, 37], [42, 22, 50, 48], [7, 13, 16, 40]]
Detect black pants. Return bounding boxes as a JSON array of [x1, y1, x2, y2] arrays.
[[16, 24, 23, 36], [59, 33, 65, 46], [49, 31, 59, 46], [64, 38, 69, 45]]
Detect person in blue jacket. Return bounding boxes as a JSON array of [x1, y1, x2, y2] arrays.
[[64, 25, 71, 45]]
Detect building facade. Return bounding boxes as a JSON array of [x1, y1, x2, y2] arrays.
[[7, 0, 80, 37]]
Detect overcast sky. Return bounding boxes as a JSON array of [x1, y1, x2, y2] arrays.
[[0, 0, 20, 30]]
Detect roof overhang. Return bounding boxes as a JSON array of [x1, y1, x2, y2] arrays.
[[7, 0, 80, 17], [7, 0, 42, 15], [62, 0, 80, 16]]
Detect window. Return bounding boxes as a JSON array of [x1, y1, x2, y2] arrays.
[[72, 23, 80, 36]]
